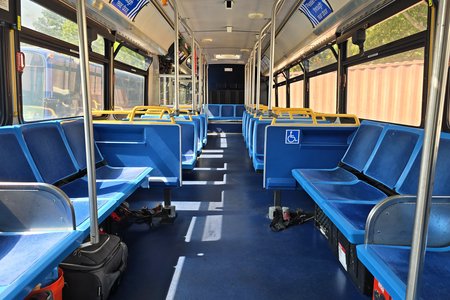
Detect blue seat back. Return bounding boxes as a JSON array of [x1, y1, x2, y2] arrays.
[[341, 121, 386, 172], [221, 105, 234, 117], [364, 126, 422, 189], [397, 134, 450, 195], [20, 122, 78, 184], [207, 105, 221, 118], [253, 120, 272, 158], [177, 121, 197, 157], [0, 127, 41, 182], [94, 123, 181, 182], [236, 105, 245, 117], [60, 119, 104, 170]]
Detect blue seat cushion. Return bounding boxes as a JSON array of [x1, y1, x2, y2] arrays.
[[357, 245, 450, 300], [266, 177, 297, 190], [71, 198, 113, 226], [253, 155, 264, 171], [149, 176, 180, 187], [96, 165, 150, 182], [182, 155, 196, 170], [0, 232, 72, 286], [292, 167, 359, 184], [60, 177, 135, 200], [303, 180, 387, 203], [323, 202, 376, 244]]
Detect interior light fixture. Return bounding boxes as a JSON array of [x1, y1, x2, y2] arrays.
[[240, 49, 250, 52], [215, 54, 241, 60], [225, 0, 234, 10], [226, 26, 233, 33], [248, 12, 264, 19], [202, 38, 213, 43]]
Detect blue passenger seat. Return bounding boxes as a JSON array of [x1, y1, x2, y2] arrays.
[[292, 121, 386, 184]]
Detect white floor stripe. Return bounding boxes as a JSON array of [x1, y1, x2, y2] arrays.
[[185, 217, 197, 242], [166, 256, 186, 300], [201, 215, 223, 242]]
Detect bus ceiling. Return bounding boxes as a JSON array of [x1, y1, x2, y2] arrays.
[[55, 0, 420, 70]]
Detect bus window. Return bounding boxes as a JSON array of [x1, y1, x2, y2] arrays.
[[277, 73, 287, 108], [92, 35, 105, 56], [114, 69, 145, 110], [347, 2, 428, 57], [308, 48, 337, 72], [21, 44, 104, 121], [309, 72, 337, 113], [115, 45, 150, 71], [290, 80, 304, 108], [347, 48, 424, 126], [21, 0, 80, 46]]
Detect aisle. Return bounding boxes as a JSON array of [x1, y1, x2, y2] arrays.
[[110, 133, 367, 300]]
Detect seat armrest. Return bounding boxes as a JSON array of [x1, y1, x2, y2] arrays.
[[365, 195, 450, 247], [0, 182, 75, 232]]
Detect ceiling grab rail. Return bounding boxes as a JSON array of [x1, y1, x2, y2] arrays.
[[76, 0, 99, 245], [405, 1, 450, 299], [267, 0, 285, 117]]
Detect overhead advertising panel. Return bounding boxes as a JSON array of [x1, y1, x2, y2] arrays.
[[110, 0, 149, 20], [299, 0, 333, 28]]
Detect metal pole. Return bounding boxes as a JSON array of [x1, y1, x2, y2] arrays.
[[206, 64, 209, 106], [406, 1, 450, 299], [199, 50, 203, 111], [244, 64, 248, 107], [256, 30, 269, 111], [173, 0, 180, 113], [267, 0, 284, 111], [192, 40, 197, 112], [251, 48, 257, 109], [76, 0, 99, 245]]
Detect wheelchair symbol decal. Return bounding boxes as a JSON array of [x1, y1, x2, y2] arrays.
[[285, 130, 300, 144]]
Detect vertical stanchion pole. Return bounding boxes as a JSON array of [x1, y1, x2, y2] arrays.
[[192, 39, 197, 112], [206, 64, 209, 106], [173, 0, 180, 114], [251, 48, 257, 110], [267, 0, 284, 112], [244, 64, 248, 108], [199, 50, 203, 112], [406, 1, 450, 299], [76, 0, 99, 244]]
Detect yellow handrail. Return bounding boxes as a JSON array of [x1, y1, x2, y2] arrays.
[[271, 112, 359, 126]]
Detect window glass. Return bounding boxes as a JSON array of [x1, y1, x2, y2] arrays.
[[278, 85, 287, 108], [115, 44, 150, 71], [308, 48, 337, 72], [22, 0, 79, 46], [290, 64, 303, 78], [347, 2, 428, 57], [159, 76, 192, 106], [92, 35, 105, 56], [309, 72, 337, 113], [347, 49, 424, 126], [114, 69, 145, 110], [291, 80, 304, 108], [21, 43, 104, 121]]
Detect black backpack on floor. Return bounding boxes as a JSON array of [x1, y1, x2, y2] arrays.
[[61, 234, 128, 300]]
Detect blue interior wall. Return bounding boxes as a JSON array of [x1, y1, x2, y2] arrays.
[[208, 64, 244, 104]]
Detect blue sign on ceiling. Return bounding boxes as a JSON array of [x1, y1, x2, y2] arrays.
[[299, 0, 333, 28], [110, 0, 149, 20]]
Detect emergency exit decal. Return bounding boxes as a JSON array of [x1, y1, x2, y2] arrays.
[[110, 0, 149, 20], [299, 0, 333, 28]]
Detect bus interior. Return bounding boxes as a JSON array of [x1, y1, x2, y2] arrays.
[[0, 0, 449, 299]]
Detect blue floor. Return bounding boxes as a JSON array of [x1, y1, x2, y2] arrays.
[[110, 133, 368, 300]]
